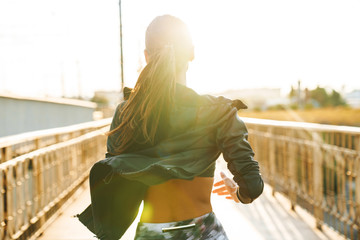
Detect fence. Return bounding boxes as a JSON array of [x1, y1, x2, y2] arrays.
[[243, 117, 360, 240], [0, 118, 111, 164], [1, 116, 359, 239], [0, 121, 110, 240]]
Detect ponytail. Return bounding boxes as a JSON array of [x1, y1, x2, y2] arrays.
[[108, 44, 177, 153]]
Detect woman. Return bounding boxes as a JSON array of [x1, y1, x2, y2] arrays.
[[78, 15, 263, 240]]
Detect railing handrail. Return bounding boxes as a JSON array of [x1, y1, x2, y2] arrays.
[[0, 127, 109, 169], [0, 118, 112, 149], [242, 117, 360, 134]]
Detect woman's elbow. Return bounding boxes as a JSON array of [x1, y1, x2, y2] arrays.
[[250, 178, 264, 201]]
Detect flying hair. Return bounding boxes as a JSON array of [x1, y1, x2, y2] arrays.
[[108, 15, 193, 153]]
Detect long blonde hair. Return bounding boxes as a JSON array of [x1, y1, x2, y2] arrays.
[[108, 15, 193, 153]]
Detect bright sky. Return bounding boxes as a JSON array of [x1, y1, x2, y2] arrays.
[[1, 0, 360, 98]]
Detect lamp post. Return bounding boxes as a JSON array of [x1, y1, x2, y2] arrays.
[[119, 0, 124, 90]]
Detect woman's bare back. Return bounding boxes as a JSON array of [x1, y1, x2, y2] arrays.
[[140, 177, 214, 223]]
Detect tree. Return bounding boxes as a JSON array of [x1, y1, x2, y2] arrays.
[[310, 86, 329, 107], [289, 85, 297, 98], [329, 90, 346, 107], [309, 86, 347, 107]]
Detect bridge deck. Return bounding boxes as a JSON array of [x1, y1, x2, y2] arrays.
[[37, 162, 341, 240]]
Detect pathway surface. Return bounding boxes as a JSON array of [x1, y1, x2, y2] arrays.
[[38, 159, 341, 240]]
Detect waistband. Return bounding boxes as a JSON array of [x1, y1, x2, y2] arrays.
[[137, 212, 214, 233], [135, 211, 229, 240]]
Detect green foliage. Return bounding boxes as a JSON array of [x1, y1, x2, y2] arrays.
[[290, 104, 298, 110], [253, 107, 262, 112], [289, 86, 297, 98], [268, 104, 286, 111], [308, 86, 347, 107], [289, 84, 347, 108], [329, 90, 346, 107], [310, 86, 329, 107], [91, 95, 109, 105], [304, 103, 314, 110]]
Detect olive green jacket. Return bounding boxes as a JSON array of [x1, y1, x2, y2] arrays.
[[77, 84, 263, 240]]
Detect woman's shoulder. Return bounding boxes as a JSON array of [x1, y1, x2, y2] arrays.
[[113, 101, 126, 120]]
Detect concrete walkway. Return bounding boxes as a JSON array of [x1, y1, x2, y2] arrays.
[[37, 160, 342, 240]]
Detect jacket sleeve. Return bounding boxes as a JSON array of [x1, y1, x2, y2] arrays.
[[216, 107, 264, 203], [105, 102, 125, 158]]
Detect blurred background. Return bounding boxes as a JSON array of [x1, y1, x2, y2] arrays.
[[1, 0, 360, 136]]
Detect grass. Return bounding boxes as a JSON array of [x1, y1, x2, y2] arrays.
[[239, 107, 360, 127]]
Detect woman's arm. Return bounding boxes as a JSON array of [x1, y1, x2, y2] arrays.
[[216, 108, 264, 203]]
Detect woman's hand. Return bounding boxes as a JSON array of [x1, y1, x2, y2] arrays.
[[212, 172, 240, 203]]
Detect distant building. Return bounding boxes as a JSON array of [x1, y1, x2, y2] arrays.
[[345, 90, 360, 108]]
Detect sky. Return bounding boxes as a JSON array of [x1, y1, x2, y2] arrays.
[[0, 0, 360, 98]]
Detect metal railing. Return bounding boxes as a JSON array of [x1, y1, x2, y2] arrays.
[[1, 116, 359, 239], [0, 118, 111, 164], [0, 121, 110, 240], [242, 117, 360, 240]]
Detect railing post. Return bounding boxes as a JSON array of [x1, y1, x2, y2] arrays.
[[0, 167, 5, 239], [32, 155, 40, 219], [23, 158, 31, 229], [355, 136, 360, 239], [288, 129, 297, 211], [6, 165, 16, 238], [313, 134, 324, 230], [268, 127, 276, 195], [15, 161, 26, 235], [1, 146, 12, 163]]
